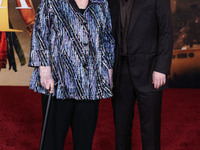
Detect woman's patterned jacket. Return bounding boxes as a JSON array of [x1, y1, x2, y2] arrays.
[[28, 0, 115, 100]]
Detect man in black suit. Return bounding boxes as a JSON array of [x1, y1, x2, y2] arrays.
[[109, 0, 174, 149]]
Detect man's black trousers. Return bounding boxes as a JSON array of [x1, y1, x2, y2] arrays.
[[41, 94, 99, 150], [112, 57, 162, 150]]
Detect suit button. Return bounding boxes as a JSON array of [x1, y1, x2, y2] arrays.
[[83, 20, 87, 25], [83, 42, 89, 46], [83, 63, 88, 68]]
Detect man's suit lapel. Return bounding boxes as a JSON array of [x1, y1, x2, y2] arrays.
[[128, 0, 145, 34]]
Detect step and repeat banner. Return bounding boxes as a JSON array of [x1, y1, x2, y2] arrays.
[[0, 0, 200, 87]]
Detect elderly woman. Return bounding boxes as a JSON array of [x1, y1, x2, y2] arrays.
[[28, 0, 115, 149]]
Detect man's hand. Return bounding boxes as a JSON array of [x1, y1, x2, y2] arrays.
[[152, 71, 166, 89], [108, 69, 113, 89], [39, 66, 54, 93]]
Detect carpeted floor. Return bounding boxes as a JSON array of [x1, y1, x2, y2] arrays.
[[0, 87, 200, 150]]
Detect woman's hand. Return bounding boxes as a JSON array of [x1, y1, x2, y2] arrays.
[[108, 69, 113, 89], [39, 66, 54, 93]]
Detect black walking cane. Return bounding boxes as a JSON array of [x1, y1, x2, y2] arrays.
[[39, 92, 52, 150]]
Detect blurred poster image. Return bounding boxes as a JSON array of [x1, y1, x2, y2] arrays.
[[0, 0, 41, 85], [170, 0, 200, 88]]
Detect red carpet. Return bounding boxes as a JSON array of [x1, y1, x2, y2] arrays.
[[0, 87, 200, 150]]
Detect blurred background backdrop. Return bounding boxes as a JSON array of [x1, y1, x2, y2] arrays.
[[0, 0, 200, 150]]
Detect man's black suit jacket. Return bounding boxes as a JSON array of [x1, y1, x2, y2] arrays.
[[109, 0, 174, 93]]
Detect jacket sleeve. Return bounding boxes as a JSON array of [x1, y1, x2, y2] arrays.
[[154, 0, 174, 75], [103, 0, 115, 69], [28, 0, 52, 67]]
